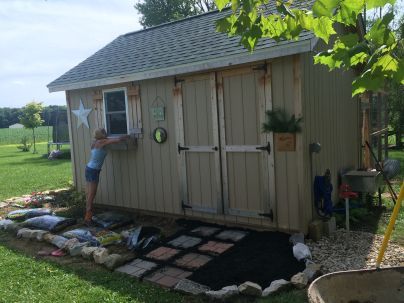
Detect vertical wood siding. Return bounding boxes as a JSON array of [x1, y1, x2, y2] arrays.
[[300, 52, 360, 231], [66, 53, 358, 233]]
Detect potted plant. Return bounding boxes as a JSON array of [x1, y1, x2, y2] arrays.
[[262, 109, 302, 151]]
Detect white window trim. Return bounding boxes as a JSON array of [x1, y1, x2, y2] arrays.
[[102, 87, 130, 136]]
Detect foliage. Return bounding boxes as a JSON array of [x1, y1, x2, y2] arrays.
[[262, 109, 302, 133], [0, 126, 51, 145], [134, 0, 216, 27], [16, 136, 31, 152], [0, 143, 72, 201], [214, 0, 404, 96], [0, 107, 22, 128], [19, 101, 44, 153]]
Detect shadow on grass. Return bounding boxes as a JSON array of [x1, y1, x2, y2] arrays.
[[5, 157, 70, 166]]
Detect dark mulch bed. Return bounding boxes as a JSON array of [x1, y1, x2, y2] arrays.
[[177, 220, 306, 290]]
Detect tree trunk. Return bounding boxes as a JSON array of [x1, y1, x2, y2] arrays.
[[32, 128, 37, 154]]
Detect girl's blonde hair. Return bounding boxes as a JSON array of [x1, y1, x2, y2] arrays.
[[94, 128, 107, 140]]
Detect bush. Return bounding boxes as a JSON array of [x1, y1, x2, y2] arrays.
[[17, 136, 32, 152]]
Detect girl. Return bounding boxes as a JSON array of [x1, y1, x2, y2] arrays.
[[84, 128, 128, 224]]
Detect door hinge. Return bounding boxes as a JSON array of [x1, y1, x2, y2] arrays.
[[259, 209, 274, 221], [256, 142, 271, 154], [181, 201, 192, 210], [178, 143, 190, 154]]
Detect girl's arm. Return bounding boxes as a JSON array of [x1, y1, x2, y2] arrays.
[[98, 135, 130, 147]]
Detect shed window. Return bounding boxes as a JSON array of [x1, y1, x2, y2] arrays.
[[103, 88, 129, 135]]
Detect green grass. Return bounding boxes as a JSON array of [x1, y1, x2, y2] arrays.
[[0, 126, 52, 145], [0, 244, 187, 303], [0, 143, 72, 201]]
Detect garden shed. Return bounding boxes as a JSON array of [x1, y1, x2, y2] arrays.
[[48, 6, 360, 233]]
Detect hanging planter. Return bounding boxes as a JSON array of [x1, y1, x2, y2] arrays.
[[262, 109, 302, 152]]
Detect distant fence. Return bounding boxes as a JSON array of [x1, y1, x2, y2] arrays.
[[0, 126, 52, 145]]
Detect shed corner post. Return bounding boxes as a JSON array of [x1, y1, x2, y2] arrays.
[[65, 91, 78, 190]]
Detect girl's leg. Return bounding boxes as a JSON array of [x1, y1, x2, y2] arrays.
[[85, 181, 98, 221]]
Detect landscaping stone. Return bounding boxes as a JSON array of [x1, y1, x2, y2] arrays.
[[51, 235, 68, 248], [291, 272, 308, 289], [5, 222, 20, 233], [17, 228, 32, 239], [146, 246, 181, 261], [293, 243, 312, 261], [191, 226, 220, 237], [309, 219, 323, 242], [174, 253, 212, 270], [31, 230, 49, 241], [323, 216, 336, 237], [303, 263, 322, 282], [0, 202, 8, 208], [63, 238, 80, 250], [116, 259, 158, 278], [198, 241, 234, 255], [238, 281, 262, 297], [215, 230, 248, 242], [168, 235, 202, 249], [104, 254, 125, 270], [68, 242, 89, 257], [93, 247, 109, 264], [81, 246, 98, 260], [174, 279, 210, 295], [43, 233, 56, 243], [205, 285, 238, 300], [262, 279, 291, 297], [144, 266, 192, 288]]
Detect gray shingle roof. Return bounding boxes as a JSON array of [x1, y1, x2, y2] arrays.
[[48, 5, 315, 92]]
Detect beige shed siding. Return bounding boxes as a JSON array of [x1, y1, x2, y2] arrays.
[[301, 52, 360, 231], [66, 53, 357, 233]]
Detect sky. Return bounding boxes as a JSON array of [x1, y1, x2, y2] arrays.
[[0, 0, 142, 108], [0, 1, 402, 109]]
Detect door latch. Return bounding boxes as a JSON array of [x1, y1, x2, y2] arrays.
[[178, 143, 190, 154], [256, 142, 271, 154]]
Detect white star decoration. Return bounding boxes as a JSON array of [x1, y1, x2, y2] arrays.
[[72, 99, 92, 129]]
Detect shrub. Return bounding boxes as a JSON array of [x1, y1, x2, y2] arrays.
[[17, 136, 32, 152]]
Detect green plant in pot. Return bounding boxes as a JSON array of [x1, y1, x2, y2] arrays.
[[262, 109, 302, 151]]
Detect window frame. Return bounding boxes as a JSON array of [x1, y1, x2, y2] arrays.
[[102, 87, 130, 136]]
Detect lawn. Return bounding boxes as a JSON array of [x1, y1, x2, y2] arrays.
[[0, 143, 72, 201]]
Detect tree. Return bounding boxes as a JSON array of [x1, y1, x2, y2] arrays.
[[134, 0, 216, 28], [19, 101, 44, 153], [214, 0, 404, 96]]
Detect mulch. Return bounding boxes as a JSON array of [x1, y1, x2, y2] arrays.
[[189, 229, 305, 289]]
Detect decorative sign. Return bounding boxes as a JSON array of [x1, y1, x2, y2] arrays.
[[152, 127, 167, 144], [151, 96, 165, 121], [72, 99, 92, 129]]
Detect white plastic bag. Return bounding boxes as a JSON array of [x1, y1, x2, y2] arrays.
[[293, 243, 312, 261]]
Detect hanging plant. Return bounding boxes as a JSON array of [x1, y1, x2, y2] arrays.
[[262, 109, 302, 151]]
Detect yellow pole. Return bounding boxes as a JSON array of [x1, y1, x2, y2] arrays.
[[376, 182, 404, 268]]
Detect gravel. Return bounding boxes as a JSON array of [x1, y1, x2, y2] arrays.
[[307, 229, 404, 273]]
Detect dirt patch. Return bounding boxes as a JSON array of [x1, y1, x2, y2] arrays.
[[189, 229, 305, 290]]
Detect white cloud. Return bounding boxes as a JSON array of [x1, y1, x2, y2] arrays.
[[0, 0, 141, 107]]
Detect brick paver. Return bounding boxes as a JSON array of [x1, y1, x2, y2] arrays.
[[144, 266, 192, 288], [198, 241, 234, 255], [168, 235, 202, 249], [115, 258, 157, 278], [191, 226, 221, 237], [174, 253, 212, 270], [145, 246, 180, 261], [215, 230, 248, 242]]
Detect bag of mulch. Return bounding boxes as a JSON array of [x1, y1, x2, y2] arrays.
[[22, 215, 76, 232], [91, 211, 133, 229], [63, 227, 121, 247], [6, 208, 53, 221]]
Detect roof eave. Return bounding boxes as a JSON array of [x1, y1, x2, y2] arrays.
[[48, 39, 313, 93]]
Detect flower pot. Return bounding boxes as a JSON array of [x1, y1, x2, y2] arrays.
[[275, 133, 296, 151]]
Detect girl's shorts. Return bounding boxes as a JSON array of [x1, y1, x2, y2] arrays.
[[85, 166, 101, 183]]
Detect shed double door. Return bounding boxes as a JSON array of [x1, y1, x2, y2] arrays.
[[175, 68, 274, 219]]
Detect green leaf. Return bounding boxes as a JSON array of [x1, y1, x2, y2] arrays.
[[372, 54, 399, 73], [216, 17, 232, 33], [314, 51, 343, 69], [366, 0, 396, 10], [336, 0, 365, 25], [365, 12, 396, 47], [352, 69, 385, 96], [393, 58, 404, 84], [276, 2, 295, 18], [350, 52, 369, 66], [215, 0, 230, 11], [231, 0, 240, 11], [338, 33, 359, 48], [312, 16, 336, 43], [312, 0, 340, 17]]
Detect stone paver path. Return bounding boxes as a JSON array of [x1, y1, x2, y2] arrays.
[[145, 266, 192, 288], [146, 246, 180, 261], [191, 226, 221, 237], [115, 258, 157, 278], [174, 253, 212, 270], [215, 230, 248, 242], [168, 235, 202, 249], [198, 241, 234, 255]]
